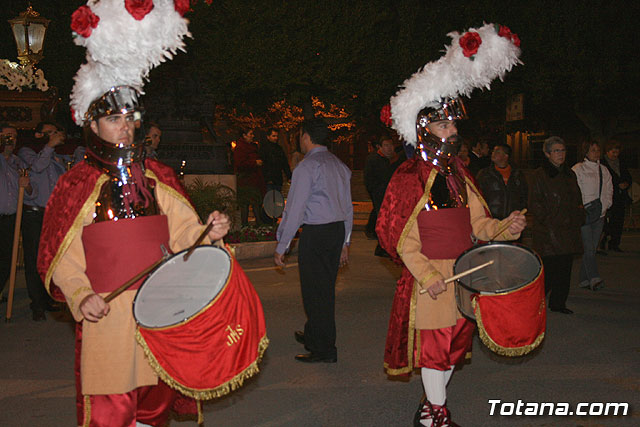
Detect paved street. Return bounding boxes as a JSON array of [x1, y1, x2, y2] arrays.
[[1, 232, 639, 426]]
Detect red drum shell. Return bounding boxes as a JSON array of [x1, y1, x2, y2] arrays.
[[453, 242, 546, 356]]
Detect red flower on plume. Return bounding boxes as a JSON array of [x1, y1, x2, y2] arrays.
[[125, 0, 155, 21], [459, 31, 482, 58], [71, 5, 100, 38], [380, 104, 392, 127], [498, 25, 521, 47], [174, 0, 191, 16]]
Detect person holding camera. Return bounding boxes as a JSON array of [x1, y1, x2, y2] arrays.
[[0, 124, 32, 303], [572, 141, 612, 290], [17, 121, 69, 320], [144, 121, 162, 160]]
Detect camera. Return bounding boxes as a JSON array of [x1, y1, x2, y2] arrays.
[[1, 134, 16, 149]]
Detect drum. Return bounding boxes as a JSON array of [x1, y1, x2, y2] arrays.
[[263, 189, 285, 219], [453, 242, 546, 356], [134, 245, 268, 399]]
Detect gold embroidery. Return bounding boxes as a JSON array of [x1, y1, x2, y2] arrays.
[[226, 324, 244, 346], [145, 169, 199, 218], [465, 178, 490, 213], [45, 175, 109, 295], [83, 395, 91, 427], [397, 169, 437, 258], [418, 271, 441, 288], [69, 286, 93, 313]]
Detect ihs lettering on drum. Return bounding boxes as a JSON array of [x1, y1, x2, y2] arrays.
[[226, 324, 245, 346]]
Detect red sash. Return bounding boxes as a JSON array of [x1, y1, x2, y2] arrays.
[[82, 215, 170, 293], [417, 207, 473, 259]]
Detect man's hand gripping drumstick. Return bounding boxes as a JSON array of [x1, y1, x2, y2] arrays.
[[79, 211, 230, 322]]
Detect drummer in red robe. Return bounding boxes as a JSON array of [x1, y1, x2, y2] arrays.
[[376, 23, 526, 426], [37, 2, 230, 426]]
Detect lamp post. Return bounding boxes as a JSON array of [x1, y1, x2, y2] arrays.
[[8, 5, 50, 67]]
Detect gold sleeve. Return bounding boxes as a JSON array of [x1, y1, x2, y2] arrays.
[[51, 212, 95, 322]]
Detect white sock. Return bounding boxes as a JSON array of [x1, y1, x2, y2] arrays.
[[136, 423, 152, 427], [421, 367, 446, 406]]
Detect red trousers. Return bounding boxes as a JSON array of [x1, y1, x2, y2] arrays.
[[417, 317, 475, 370]]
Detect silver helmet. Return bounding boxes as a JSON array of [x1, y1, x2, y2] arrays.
[[415, 97, 467, 168], [85, 86, 146, 168]]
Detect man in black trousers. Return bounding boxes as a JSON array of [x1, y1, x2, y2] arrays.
[[274, 118, 353, 363]]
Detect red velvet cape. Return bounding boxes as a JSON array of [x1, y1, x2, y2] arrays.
[[37, 158, 193, 302]]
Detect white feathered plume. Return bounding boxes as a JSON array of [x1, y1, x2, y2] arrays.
[[70, 0, 191, 126], [390, 23, 522, 146]]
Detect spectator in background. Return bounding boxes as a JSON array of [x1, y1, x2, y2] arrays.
[[259, 127, 291, 193], [0, 124, 31, 303], [530, 136, 584, 314], [290, 135, 304, 171], [17, 121, 69, 320], [572, 141, 612, 290], [234, 128, 266, 225], [468, 139, 490, 176], [477, 143, 528, 220], [601, 140, 632, 252], [457, 141, 471, 168], [364, 135, 401, 256], [144, 121, 162, 160]]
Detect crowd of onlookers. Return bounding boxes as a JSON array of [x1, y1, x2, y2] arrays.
[[363, 131, 633, 315], [1, 117, 634, 320]]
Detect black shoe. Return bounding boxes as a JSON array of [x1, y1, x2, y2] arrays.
[[45, 301, 63, 312], [294, 330, 305, 345], [610, 246, 623, 253], [374, 245, 390, 258], [550, 307, 573, 314], [294, 352, 337, 363], [596, 249, 607, 255], [32, 310, 46, 321], [365, 230, 377, 240]]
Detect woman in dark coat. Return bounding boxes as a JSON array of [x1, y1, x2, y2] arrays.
[[530, 136, 584, 314]]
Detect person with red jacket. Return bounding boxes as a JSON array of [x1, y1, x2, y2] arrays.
[[234, 128, 266, 225]]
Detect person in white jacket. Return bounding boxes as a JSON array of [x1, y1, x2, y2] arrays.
[[572, 141, 613, 290]]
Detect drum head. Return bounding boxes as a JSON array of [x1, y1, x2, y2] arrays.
[[454, 242, 541, 294], [263, 190, 285, 218], [134, 245, 231, 328]]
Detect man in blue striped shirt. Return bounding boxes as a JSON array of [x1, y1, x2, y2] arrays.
[[274, 118, 352, 363]]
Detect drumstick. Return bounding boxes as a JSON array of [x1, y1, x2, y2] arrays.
[[418, 260, 494, 295], [183, 221, 214, 262], [104, 258, 165, 303], [490, 209, 527, 241]]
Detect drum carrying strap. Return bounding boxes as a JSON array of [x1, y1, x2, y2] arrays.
[[471, 272, 547, 356]]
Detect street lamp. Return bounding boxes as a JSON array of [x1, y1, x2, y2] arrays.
[[8, 5, 50, 67]]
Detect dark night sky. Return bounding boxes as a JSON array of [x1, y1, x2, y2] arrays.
[[1, 1, 638, 136]]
